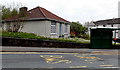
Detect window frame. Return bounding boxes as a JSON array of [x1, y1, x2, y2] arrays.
[[64, 23, 68, 33], [51, 21, 57, 34]]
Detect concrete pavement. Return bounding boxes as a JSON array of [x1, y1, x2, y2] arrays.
[[2, 46, 88, 53], [1, 46, 119, 54]]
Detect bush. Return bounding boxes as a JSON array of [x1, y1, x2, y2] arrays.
[[1, 31, 89, 44], [78, 34, 90, 40]]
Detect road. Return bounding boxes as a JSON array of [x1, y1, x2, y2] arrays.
[[1, 51, 120, 70]]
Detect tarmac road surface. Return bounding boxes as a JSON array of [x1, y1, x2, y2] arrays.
[[1, 46, 120, 70], [1, 52, 120, 70]]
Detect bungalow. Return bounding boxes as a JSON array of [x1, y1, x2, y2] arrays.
[[2, 6, 70, 38]]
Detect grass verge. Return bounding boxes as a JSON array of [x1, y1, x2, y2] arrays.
[[1, 31, 90, 44]]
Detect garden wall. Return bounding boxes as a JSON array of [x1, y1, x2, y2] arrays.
[[1, 37, 90, 48]]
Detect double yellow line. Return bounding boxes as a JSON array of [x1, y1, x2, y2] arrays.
[[0, 52, 78, 54]]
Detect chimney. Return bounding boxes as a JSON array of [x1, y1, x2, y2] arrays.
[[19, 7, 28, 17]]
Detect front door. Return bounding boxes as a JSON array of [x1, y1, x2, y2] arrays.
[[59, 23, 62, 36]]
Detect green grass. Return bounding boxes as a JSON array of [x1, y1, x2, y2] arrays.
[[1, 31, 90, 44], [112, 43, 120, 45]]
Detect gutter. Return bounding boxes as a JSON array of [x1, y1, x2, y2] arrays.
[[3, 18, 70, 24]]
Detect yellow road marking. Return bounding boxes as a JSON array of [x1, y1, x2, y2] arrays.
[[40, 55, 63, 58], [40, 55, 72, 64], [70, 66, 87, 68], [49, 60, 72, 64], [99, 65, 114, 67], [46, 58, 55, 61], [1, 51, 119, 55], [1, 52, 78, 54], [91, 51, 119, 55], [74, 54, 103, 61]]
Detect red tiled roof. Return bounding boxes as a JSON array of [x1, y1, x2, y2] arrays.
[[4, 6, 70, 23]]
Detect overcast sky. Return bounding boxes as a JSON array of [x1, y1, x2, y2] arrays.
[[1, 0, 120, 23]]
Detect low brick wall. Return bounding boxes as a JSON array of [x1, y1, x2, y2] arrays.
[[1, 37, 90, 48]]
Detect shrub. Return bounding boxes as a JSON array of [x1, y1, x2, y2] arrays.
[[1, 31, 90, 44], [78, 34, 90, 40]]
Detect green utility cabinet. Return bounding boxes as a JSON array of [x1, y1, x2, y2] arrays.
[[90, 28, 113, 49]]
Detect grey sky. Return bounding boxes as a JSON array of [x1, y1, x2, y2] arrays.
[[1, 0, 120, 23]]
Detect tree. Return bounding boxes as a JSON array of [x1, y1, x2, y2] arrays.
[[70, 22, 88, 36], [1, 3, 26, 32], [2, 6, 12, 20], [0, 4, 2, 21], [2, 2, 23, 19]]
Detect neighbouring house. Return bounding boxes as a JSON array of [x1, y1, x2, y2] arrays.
[[84, 21, 95, 35], [85, 18, 120, 38], [2, 6, 70, 38], [93, 18, 120, 38]]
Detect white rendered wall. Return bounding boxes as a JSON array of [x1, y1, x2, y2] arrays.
[[21, 20, 51, 37], [4, 20, 70, 38]]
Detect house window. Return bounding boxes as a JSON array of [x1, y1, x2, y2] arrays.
[[65, 24, 68, 33], [51, 22, 56, 33]]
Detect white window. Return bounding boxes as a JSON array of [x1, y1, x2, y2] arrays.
[[65, 24, 68, 33], [51, 22, 56, 33]]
